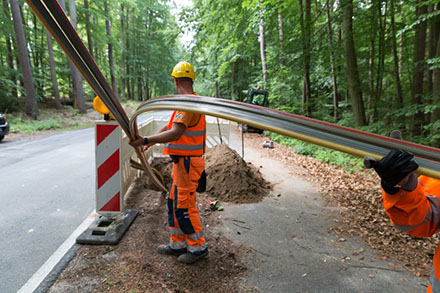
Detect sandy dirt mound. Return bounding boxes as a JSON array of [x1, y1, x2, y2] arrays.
[[149, 144, 273, 204], [205, 144, 272, 204]]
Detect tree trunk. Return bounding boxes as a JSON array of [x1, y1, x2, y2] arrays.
[[431, 3, 440, 146], [3, 0, 17, 98], [410, 2, 428, 136], [259, 18, 267, 84], [60, 0, 86, 113], [432, 30, 440, 147], [46, 29, 62, 109], [278, 11, 284, 65], [137, 71, 143, 101], [9, 0, 38, 118], [341, 0, 366, 126], [83, 0, 93, 57], [120, 3, 126, 99], [145, 77, 150, 101], [105, 0, 118, 99], [231, 61, 236, 100], [31, 14, 42, 97], [130, 12, 135, 100], [298, 0, 312, 117], [68, 0, 86, 113], [390, 0, 403, 108], [399, 1, 404, 80], [326, 0, 339, 122], [373, 1, 387, 122], [125, 7, 131, 100], [367, 1, 376, 121]]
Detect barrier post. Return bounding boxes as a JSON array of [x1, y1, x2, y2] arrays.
[[94, 120, 123, 217], [76, 120, 138, 245]]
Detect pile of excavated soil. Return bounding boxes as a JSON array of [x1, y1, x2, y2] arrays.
[[148, 144, 272, 204], [204, 144, 272, 203]]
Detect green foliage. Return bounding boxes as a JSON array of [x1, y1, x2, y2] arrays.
[[269, 132, 364, 173], [1, 0, 439, 149], [0, 77, 20, 112], [9, 116, 64, 134]]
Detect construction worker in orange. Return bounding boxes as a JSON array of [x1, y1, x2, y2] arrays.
[[369, 149, 440, 292], [129, 61, 208, 264]]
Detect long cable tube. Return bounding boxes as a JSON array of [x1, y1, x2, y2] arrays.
[[133, 95, 440, 180]]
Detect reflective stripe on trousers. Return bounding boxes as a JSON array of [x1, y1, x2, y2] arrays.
[[167, 156, 207, 254], [429, 266, 440, 293]]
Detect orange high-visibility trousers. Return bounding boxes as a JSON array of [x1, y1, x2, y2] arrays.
[[167, 156, 207, 254]]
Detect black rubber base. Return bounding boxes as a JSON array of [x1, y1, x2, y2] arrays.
[[76, 209, 138, 245]]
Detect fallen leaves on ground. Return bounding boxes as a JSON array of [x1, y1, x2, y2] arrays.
[[242, 131, 437, 278]]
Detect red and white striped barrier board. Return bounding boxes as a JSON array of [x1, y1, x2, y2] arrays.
[[95, 121, 123, 218]]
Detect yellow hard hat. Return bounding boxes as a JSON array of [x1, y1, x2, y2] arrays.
[[171, 61, 195, 80]]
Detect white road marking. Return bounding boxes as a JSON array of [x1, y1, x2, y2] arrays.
[[17, 211, 98, 293]]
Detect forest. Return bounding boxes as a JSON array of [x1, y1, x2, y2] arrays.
[[1, 0, 439, 146]]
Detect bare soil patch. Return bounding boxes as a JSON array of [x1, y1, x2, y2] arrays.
[[49, 144, 272, 292]]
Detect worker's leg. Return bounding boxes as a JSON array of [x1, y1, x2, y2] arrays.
[[172, 156, 207, 255], [167, 175, 187, 252]]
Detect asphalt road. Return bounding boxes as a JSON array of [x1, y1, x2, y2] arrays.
[[0, 110, 175, 293], [0, 128, 96, 293]]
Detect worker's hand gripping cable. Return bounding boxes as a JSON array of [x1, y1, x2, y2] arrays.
[[128, 124, 167, 193]]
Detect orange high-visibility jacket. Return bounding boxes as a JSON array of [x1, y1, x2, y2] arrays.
[[163, 111, 206, 156], [382, 176, 440, 292]]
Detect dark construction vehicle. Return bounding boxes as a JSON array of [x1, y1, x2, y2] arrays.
[[239, 87, 269, 134], [0, 113, 9, 142]]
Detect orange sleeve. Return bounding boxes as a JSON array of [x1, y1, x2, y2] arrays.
[[172, 111, 200, 128], [382, 183, 440, 237]]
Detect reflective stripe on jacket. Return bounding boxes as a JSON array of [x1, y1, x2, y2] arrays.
[[163, 111, 206, 156], [382, 175, 440, 292]]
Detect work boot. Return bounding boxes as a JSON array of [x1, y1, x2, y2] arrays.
[[157, 245, 186, 256], [177, 249, 209, 264]]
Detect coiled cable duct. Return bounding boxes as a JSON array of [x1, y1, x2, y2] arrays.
[[134, 95, 440, 180]]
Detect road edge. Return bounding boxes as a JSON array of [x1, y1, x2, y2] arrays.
[[18, 211, 97, 293]]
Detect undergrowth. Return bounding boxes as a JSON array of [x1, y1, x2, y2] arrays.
[[269, 132, 364, 173], [9, 115, 79, 134]]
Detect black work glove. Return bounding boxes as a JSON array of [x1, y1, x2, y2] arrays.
[[372, 149, 419, 194]]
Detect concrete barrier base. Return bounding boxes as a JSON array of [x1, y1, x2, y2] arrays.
[[76, 209, 138, 245]]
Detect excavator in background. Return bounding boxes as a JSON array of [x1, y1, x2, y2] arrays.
[[239, 87, 269, 134]]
